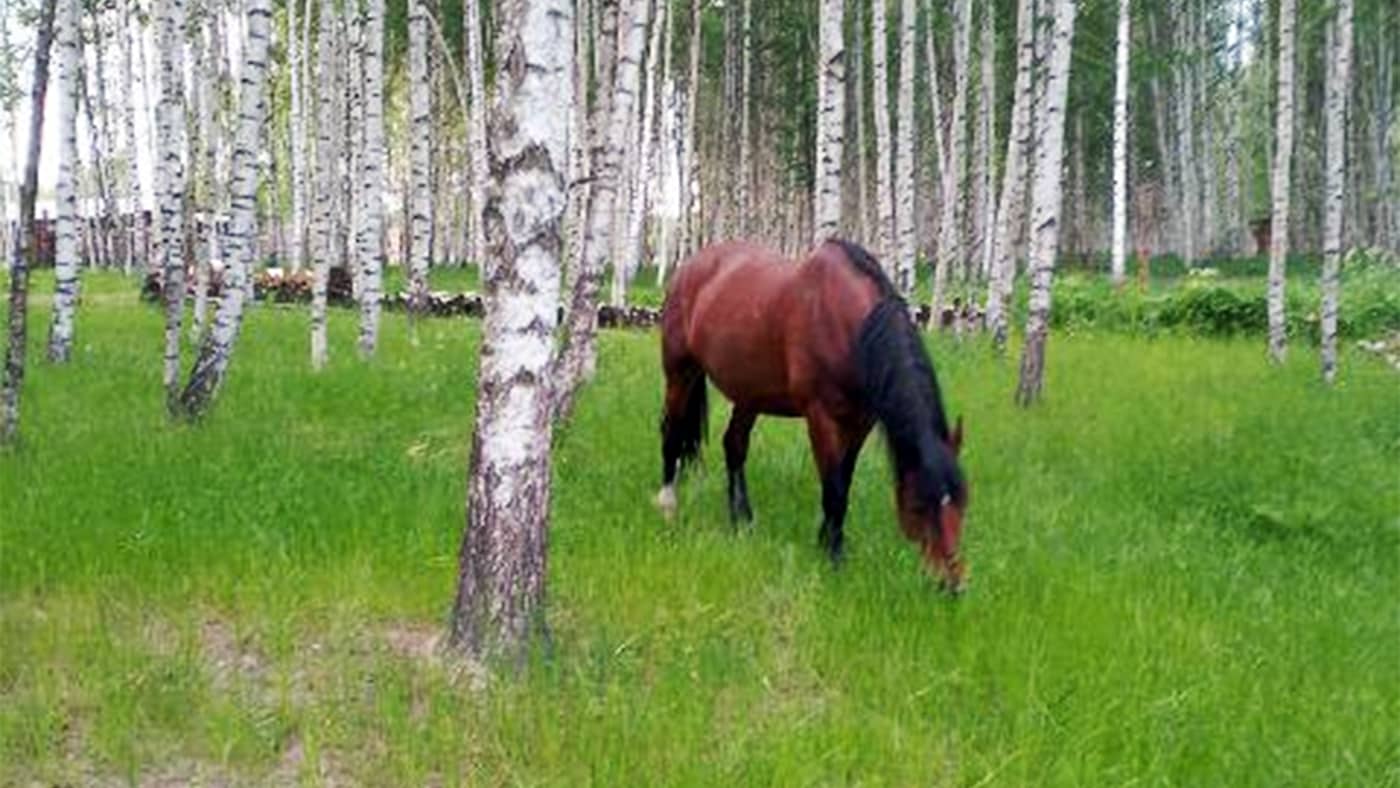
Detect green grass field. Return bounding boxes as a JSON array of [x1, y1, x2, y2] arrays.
[[2, 272, 1398, 784]]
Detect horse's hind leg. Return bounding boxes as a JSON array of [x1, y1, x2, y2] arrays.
[[657, 361, 706, 519], [723, 407, 757, 526]]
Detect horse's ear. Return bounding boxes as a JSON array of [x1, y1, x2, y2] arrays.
[[950, 416, 964, 456]]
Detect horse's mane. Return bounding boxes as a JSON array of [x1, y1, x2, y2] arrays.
[[831, 239, 964, 504]]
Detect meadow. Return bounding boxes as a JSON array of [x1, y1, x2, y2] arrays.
[[2, 269, 1398, 785]]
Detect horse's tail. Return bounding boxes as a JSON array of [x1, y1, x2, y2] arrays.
[[661, 362, 708, 471]]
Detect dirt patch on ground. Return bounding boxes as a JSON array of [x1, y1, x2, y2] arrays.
[[199, 617, 267, 690]]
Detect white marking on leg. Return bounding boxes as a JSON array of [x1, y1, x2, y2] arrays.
[[655, 484, 677, 519]]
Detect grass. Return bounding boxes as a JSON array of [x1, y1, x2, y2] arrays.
[[1, 270, 1399, 784]]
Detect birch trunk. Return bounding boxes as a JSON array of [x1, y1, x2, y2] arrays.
[[1147, 9, 1178, 256], [1320, 0, 1353, 384], [189, 2, 213, 340], [675, 0, 701, 265], [47, 0, 81, 363], [1174, 2, 1197, 265], [892, 0, 915, 293], [616, 0, 665, 305], [288, 0, 305, 273], [175, 0, 270, 417], [1267, 0, 1296, 364], [812, 0, 845, 242], [448, 0, 572, 666], [852, 5, 870, 244], [463, 0, 489, 265], [2, 0, 56, 445], [564, 0, 590, 296], [1109, 0, 1130, 283], [553, 0, 648, 421], [871, 0, 894, 261], [977, 0, 997, 280], [157, 0, 189, 405], [119, 0, 143, 273], [932, 0, 972, 319], [1014, 0, 1074, 406], [357, 0, 385, 358], [984, 0, 1034, 348], [408, 0, 433, 317], [311, 0, 341, 369], [737, 0, 752, 235], [85, 10, 119, 272]]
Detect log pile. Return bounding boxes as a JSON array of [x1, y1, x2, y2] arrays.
[[140, 270, 981, 332]]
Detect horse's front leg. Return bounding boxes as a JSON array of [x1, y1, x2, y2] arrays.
[[805, 408, 864, 565], [723, 407, 757, 526]]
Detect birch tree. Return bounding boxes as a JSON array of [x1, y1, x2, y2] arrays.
[[871, 0, 894, 260], [1267, 0, 1296, 364], [892, 0, 915, 292], [812, 0, 845, 241], [157, 0, 189, 404], [2, 0, 57, 445], [554, 0, 649, 422], [1015, 0, 1075, 406], [1109, 0, 1130, 283], [463, 0, 489, 264], [984, 0, 1033, 348], [448, 0, 572, 666], [175, 0, 271, 417], [738, 0, 752, 235], [357, 0, 386, 357], [675, 0, 701, 265], [408, 0, 433, 317], [931, 0, 971, 318], [310, 0, 341, 369], [616, 0, 666, 305], [47, 0, 80, 363], [1320, 0, 1353, 384], [119, 0, 143, 273], [973, 2, 996, 280]]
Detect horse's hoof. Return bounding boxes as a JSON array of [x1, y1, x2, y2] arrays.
[[655, 485, 677, 520]]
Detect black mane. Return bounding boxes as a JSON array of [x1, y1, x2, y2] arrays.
[[832, 239, 964, 505]]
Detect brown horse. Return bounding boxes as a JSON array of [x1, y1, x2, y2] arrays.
[[657, 239, 969, 592]]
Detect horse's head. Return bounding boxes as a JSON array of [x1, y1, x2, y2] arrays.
[[896, 417, 968, 595]]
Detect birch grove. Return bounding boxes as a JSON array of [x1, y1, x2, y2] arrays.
[[157, 0, 189, 405], [408, 0, 433, 317], [985, 0, 1035, 348], [892, 0, 916, 293], [356, 0, 386, 358], [932, 0, 972, 320], [870, 0, 895, 262]]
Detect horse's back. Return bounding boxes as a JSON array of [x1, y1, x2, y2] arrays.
[[663, 240, 882, 416]]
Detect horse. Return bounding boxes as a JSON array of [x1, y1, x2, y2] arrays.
[[656, 238, 970, 592]]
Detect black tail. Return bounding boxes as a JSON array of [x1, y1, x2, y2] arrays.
[[662, 365, 708, 472]]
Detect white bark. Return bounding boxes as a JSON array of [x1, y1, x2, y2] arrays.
[[408, 0, 433, 314], [852, 6, 870, 244], [871, 0, 894, 260], [893, 0, 915, 293], [615, 0, 665, 305], [357, 0, 385, 358], [190, 1, 215, 341], [1321, 0, 1352, 384], [311, 0, 341, 370], [175, 0, 270, 416], [157, 0, 188, 402], [977, 0, 997, 280], [1174, 2, 1197, 265], [288, 0, 304, 274], [1110, 0, 1130, 283], [47, 0, 80, 363], [449, 0, 572, 665], [738, 0, 752, 235], [464, 0, 489, 265], [985, 0, 1034, 347], [812, 0, 845, 242], [119, 0, 143, 273], [554, 0, 649, 417], [1014, 0, 1074, 405], [675, 0, 701, 267], [1267, 0, 1296, 364], [614, 0, 654, 277], [932, 0, 972, 318]]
